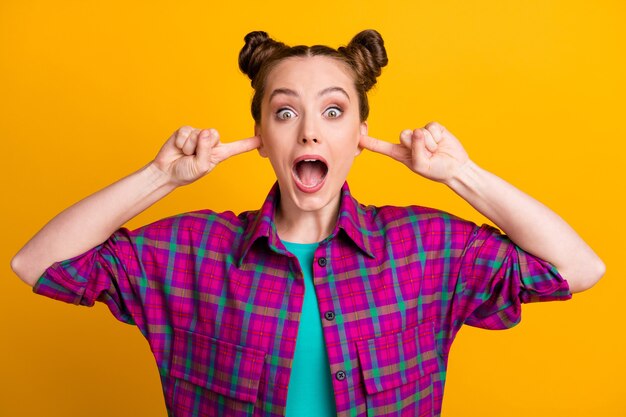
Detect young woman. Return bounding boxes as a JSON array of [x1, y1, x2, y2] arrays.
[[11, 30, 604, 417]]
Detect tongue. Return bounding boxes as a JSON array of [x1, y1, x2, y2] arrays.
[[296, 161, 326, 186]]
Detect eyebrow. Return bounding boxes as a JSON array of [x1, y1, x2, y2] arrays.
[[268, 86, 351, 102]]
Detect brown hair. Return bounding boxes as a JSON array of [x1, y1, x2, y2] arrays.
[[238, 30, 388, 124]]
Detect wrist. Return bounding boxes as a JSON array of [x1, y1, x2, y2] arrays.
[[144, 161, 179, 192], [443, 159, 481, 191]]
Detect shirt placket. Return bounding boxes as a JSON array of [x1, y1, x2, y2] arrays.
[[312, 244, 360, 416]]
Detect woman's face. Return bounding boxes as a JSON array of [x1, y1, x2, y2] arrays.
[[256, 55, 367, 214]]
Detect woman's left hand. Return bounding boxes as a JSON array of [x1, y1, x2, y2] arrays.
[[359, 121, 470, 183]]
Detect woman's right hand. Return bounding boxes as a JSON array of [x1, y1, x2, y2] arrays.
[[11, 125, 261, 286], [152, 126, 261, 187]]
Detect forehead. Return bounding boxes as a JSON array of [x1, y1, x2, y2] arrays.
[[264, 55, 356, 96]]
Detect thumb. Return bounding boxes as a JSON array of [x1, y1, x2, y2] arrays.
[[195, 129, 219, 172], [399, 129, 412, 148]]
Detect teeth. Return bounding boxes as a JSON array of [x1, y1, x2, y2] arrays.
[[303, 159, 317, 162]]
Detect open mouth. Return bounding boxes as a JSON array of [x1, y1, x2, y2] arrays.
[[292, 157, 329, 192]]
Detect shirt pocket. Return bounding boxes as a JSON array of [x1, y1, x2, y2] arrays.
[[169, 327, 267, 417], [356, 321, 439, 417]]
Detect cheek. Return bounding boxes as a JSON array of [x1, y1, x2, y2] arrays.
[[262, 119, 296, 141], [325, 117, 360, 138]]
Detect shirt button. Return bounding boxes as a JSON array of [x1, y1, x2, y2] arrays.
[[324, 311, 335, 321], [317, 257, 327, 267], [335, 370, 346, 381]]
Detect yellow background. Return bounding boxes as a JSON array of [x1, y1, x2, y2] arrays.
[[1, 1, 624, 416]]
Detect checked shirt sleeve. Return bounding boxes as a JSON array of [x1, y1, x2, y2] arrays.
[[453, 223, 572, 330], [32, 226, 150, 328]]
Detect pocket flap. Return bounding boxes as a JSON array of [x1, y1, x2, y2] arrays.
[[171, 328, 266, 403], [356, 321, 439, 395]]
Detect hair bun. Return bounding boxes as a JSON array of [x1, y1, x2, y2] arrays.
[[342, 29, 388, 91], [238, 31, 285, 83]]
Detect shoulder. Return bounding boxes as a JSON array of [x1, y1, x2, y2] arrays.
[[358, 202, 485, 254], [113, 208, 256, 248], [365, 203, 477, 235]]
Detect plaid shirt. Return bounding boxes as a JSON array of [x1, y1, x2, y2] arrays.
[[33, 181, 572, 417]]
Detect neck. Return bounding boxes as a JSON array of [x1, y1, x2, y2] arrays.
[[275, 193, 341, 244]]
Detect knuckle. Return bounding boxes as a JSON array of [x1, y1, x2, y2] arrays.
[[426, 121, 445, 132], [175, 127, 189, 141], [179, 125, 194, 136]]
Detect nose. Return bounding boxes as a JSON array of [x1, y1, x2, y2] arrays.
[[299, 113, 319, 144]]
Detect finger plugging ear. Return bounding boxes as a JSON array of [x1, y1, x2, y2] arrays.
[[358, 134, 368, 149], [251, 134, 262, 149], [358, 135, 379, 153], [359, 135, 397, 158], [220, 134, 262, 160], [257, 134, 269, 158]]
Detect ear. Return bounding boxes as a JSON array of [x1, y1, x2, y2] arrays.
[[355, 121, 368, 156], [255, 124, 268, 158]]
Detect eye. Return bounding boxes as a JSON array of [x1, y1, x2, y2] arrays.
[[323, 106, 343, 119], [276, 108, 296, 120]]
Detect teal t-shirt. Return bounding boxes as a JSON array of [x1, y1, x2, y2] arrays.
[[282, 240, 337, 417]]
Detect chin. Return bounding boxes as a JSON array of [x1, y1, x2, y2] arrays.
[[280, 177, 344, 213]]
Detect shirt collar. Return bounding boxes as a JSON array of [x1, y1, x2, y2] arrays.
[[236, 181, 379, 267]]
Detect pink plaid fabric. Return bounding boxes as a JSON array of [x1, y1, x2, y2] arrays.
[[33, 181, 571, 416]]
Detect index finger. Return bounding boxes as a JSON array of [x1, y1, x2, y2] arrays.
[[220, 135, 262, 159], [359, 135, 406, 160]]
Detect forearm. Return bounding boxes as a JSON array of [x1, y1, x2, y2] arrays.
[[445, 160, 605, 293], [11, 161, 177, 287]]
